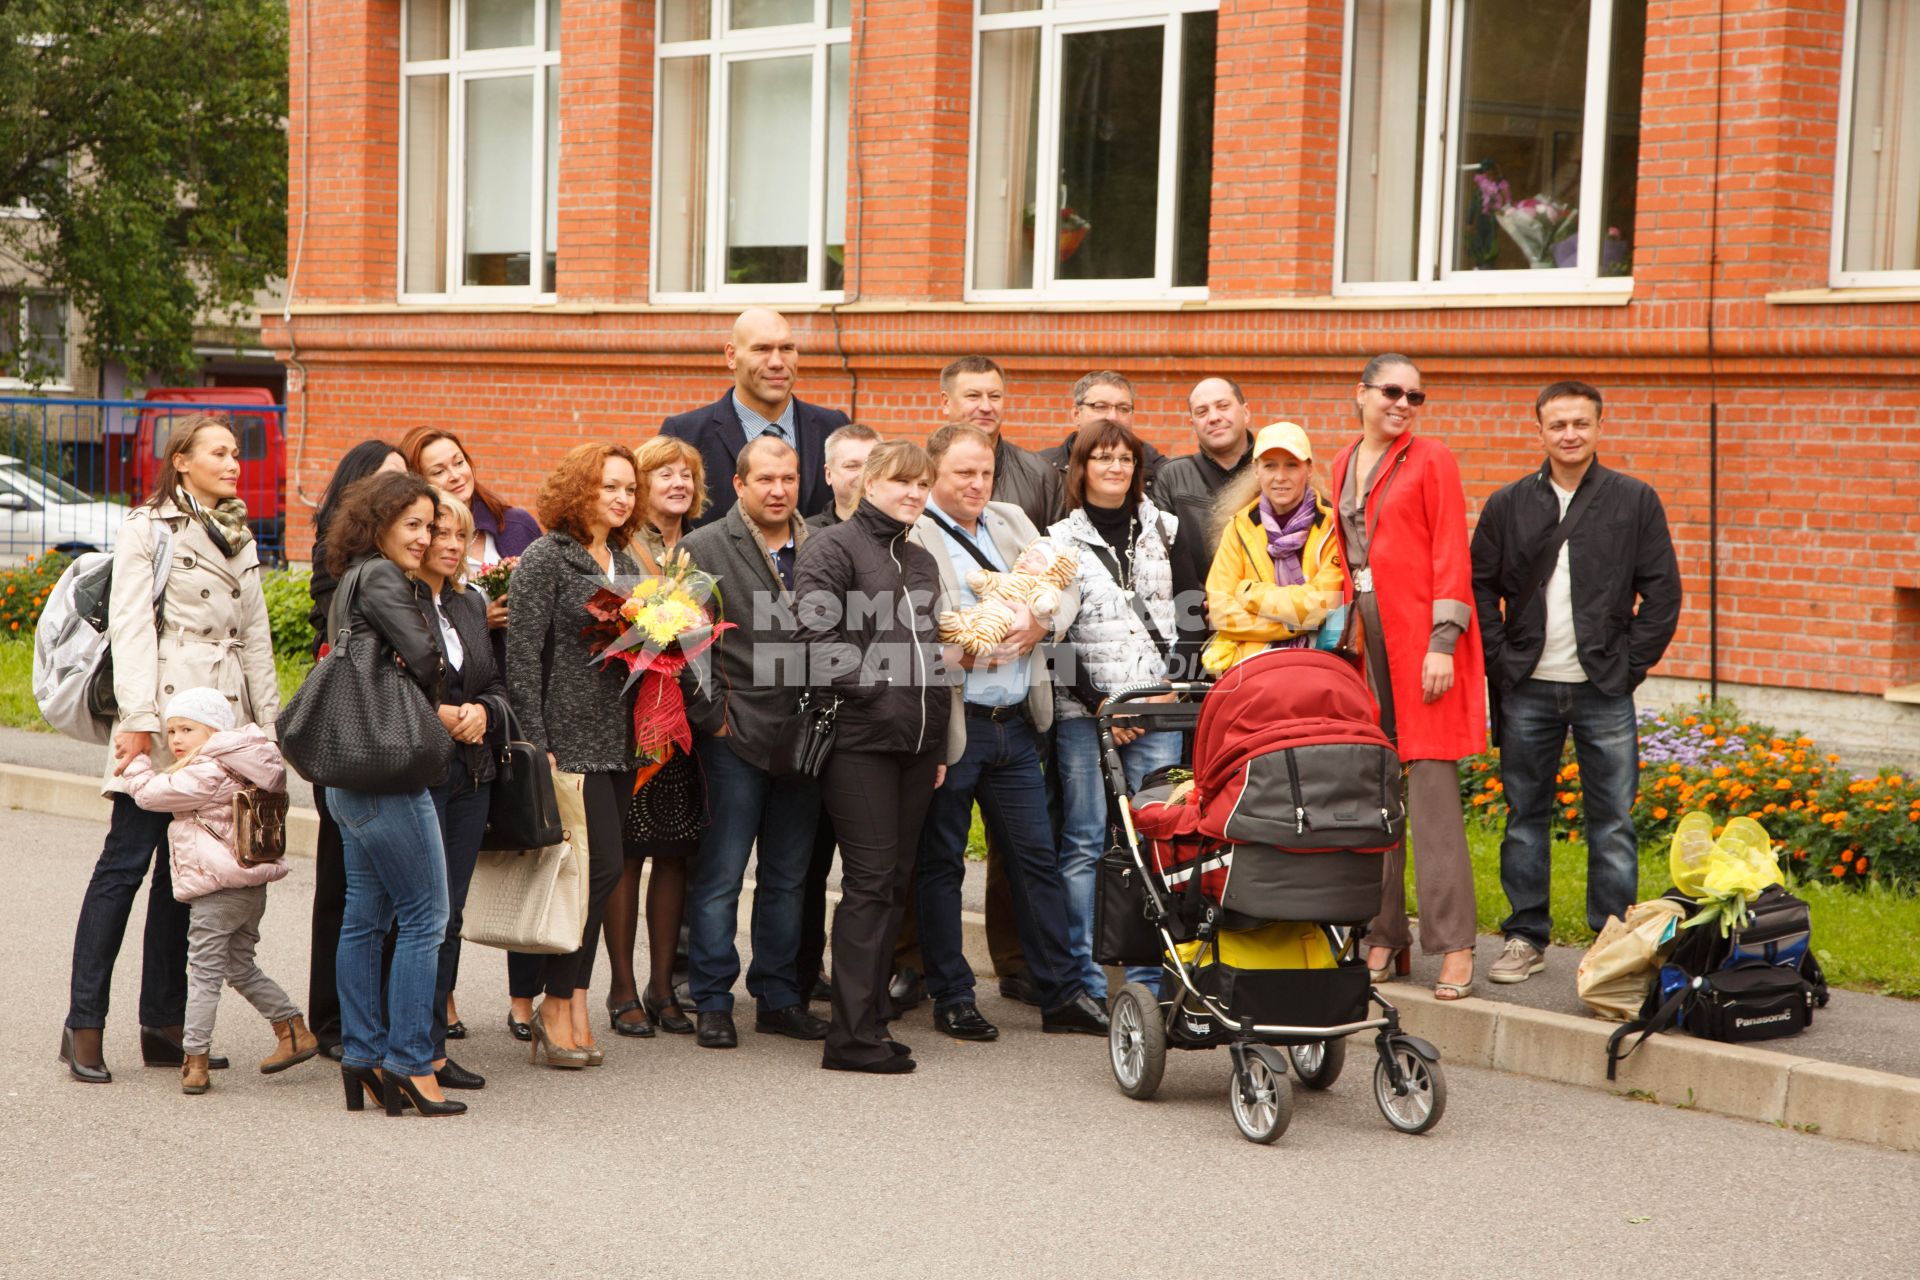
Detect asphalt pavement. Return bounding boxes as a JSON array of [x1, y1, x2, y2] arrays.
[[5, 807, 1917, 1279]]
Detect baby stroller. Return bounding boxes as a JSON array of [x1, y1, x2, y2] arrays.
[[1093, 647, 1447, 1144]]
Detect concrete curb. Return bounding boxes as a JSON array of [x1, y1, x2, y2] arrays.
[[9, 759, 1915, 1153]]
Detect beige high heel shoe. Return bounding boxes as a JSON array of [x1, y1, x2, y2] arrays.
[[527, 1000, 589, 1070]]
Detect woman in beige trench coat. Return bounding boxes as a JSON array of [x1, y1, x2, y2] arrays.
[[59, 412, 279, 1083]]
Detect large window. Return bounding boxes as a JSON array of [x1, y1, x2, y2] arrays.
[[0, 292, 69, 387], [968, 0, 1217, 299], [401, 0, 561, 299], [1834, 0, 1920, 286], [653, 0, 851, 299], [1337, 0, 1643, 294]]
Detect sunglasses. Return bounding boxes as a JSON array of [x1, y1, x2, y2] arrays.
[[1364, 382, 1427, 407]]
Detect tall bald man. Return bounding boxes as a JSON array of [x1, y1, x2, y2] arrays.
[[1156, 376, 1257, 676], [663, 308, 850, 527]]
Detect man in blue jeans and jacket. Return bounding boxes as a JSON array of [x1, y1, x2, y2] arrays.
[[1471, 379, 1683, 984], [905, 425, 1110, 1041], [679, 436, 826, 1047]]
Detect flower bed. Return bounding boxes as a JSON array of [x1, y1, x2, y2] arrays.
[[1461, 698, 1920, 889], [0, 553, 70, 634]]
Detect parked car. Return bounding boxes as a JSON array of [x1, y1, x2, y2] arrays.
[[134, 387, 286, 558], [0, 452, 128, 566]]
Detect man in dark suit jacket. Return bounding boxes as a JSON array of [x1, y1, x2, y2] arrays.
[[662, 307, 849, 527]]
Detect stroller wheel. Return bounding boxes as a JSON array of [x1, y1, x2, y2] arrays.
[[1108, 983, 1166, 1101], [1288, 1038, 1347, 1091], [1373, 1043, 1447, 1135], [1229, 1045, 1293, 1145]]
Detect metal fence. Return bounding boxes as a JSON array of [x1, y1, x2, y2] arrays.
[[0, 396, 288, 566]]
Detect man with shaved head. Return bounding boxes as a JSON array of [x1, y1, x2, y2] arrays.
[[662, 307, 850, 527], [1156, 375, 1258, 675]]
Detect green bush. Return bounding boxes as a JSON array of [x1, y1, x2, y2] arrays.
[[261, 567, 314, 660], [0, 552, 72, 636]]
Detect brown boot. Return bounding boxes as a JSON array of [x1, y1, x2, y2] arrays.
[[181, 1053, 210, 1095], [261, 1015, 319, 1074]]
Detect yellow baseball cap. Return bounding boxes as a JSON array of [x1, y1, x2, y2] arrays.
[[1253, 421, 1313, 462]]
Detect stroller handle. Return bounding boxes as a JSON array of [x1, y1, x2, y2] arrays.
[[1095, 683, 1205, 779]]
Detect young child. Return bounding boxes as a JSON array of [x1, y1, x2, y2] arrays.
[[122, 687, 317, 1095]]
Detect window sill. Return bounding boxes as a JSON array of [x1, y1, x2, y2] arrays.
[[1767, 286, 1920, 306], [1885, 683, 1920, 707]]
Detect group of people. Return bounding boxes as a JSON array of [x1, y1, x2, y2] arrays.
[[55, 305, 1683, 1109]]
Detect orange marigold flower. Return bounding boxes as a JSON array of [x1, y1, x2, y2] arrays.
[[1825, 753, 1840, 763], [1792, 849, 1807, 861], [1712, 766, 1731, 779], [1735, 725, 1750, 734], [1856, 858, 1869, 874], [1831, 864, 1849, 878], [1796, 737, 1813, 748], [1563, 807, 1578, 820], [1652, 807, 1669, 820], [1683, 716, 1699, 726], [1558, 791, 1576, 804]]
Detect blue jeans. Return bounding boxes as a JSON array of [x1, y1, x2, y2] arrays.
[[66, 795, 188, 1031], [687, 735, 820, 1015], [916, 714, 1084, 1012], [429, 756, 490, 1061], [1497, 678, 1641, 951], [331, 787, 449, 1077], [1055, 717, 1182, 998]]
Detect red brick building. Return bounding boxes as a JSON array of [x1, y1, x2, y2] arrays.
[[268, 0, 1920, 759]]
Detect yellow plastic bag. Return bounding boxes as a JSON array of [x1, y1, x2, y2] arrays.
[[1667, 811, 1783, 934]]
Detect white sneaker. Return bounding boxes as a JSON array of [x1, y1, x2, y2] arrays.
[[1488, 937, 1546, 984]]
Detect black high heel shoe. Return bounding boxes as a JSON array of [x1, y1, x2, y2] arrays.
[[383, 1071, 468, 1118], [140, 1025, 228, 1070], [643, 987, 695, 1036], [340, 1063, 385, 1112], [59, 1027, 111, 1084]]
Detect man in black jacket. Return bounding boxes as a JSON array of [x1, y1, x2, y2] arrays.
[[678, 436, 827, 1047], [1154, 376, 1256, 677], [939, 354, 1059, 533], [662, 308, 849, 527], [1039, 370, 1167, 510], [1471, 380, 1682, 986]]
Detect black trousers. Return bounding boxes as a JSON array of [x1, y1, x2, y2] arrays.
[[512, 768, 629, 1000], [66, 795, 188, 1031], [796, 810, 837, 999], [307, 786, 347, 1045], [820, 748, 939, 1068]]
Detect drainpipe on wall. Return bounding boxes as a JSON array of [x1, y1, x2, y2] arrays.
[[282, 0, 316, 515], [1704, 0, 1725, 703]]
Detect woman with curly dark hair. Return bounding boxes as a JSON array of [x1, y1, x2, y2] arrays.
[[504, 443, 642, 1067], [323, 469, 465, 1116]]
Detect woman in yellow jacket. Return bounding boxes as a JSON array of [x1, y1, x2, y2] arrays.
[[1201, 422, 1347, 676]]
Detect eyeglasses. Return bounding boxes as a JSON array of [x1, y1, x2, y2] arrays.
[[1364, 383, 1427, 407], [1078, 400, 1135, 416], [1088, 452, 1136, 470]]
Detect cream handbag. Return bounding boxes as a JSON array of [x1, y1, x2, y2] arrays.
[[1576, 898, 1688, 1021], [461, 769, 588, 954]]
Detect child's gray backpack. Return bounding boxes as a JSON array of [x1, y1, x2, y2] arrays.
[[31, 528, 172, 743]]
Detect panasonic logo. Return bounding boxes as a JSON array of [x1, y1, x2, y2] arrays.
[[1735, 1011, 1793, 1029]]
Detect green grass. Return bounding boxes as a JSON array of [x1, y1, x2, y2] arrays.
[[0, 637, 313, 734], [1447, 825, 1920, 998]]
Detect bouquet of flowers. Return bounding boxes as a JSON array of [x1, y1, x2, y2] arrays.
[[1668, 811, 1783, 935], [580, 549, 733, 782], [1494, 193, 1577, 268], [474, 557, 518, 600]]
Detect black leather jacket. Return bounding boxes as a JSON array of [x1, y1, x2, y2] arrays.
[[330, 556, 446, 704], [793, 500, 953, 757]]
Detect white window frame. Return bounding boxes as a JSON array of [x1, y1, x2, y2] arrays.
[[398, 0, 561, 304], [964, 0, 1217, 303], [1332, 0, 1636, 298], [650, 0, 852, 303], [1830, 0, 1920, 289], [0, 291, 72, 391]]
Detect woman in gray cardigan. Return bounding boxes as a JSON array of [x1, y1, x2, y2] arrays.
[[505, 442, 642, 1068]]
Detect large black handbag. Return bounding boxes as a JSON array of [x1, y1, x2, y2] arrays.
[[767, 690, 841, 778], [277, 564, 453, 793], [480, 696, 563, 852]]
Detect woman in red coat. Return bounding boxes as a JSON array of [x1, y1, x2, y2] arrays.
[[1330, 354, 1484, 1000]]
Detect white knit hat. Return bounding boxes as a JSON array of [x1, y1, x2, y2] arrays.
[[165, 687, 236, 733]]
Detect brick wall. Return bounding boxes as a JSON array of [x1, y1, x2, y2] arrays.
[[270, 0, 1920, 709]]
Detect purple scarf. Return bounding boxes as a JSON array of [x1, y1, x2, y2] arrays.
[[1258, 490, 1318, 587]]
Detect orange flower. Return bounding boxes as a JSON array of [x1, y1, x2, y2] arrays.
[[1558, 791, 1576, 804], [1796, 736, 1813, 748], [1735, 725, 1750, 734], [1831, 864, 1849, 878], [1712, 766, 1731, 779], [1652, 807, 1669, 820], [1683, 716, 1699, 727], [1856, 857, 1869, 874], [1563, 807, 1578, 820], [1792, 849, 1807, 861], [1773, 778, 1792, 791]]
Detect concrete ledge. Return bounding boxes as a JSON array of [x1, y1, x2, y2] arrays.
[[4, 760, 321, 862], [1784, 1062, 1920, 1151]]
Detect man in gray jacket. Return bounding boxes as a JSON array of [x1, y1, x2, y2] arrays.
[[902, 425, 1108, 1040], [678, 436, 826, 1048]]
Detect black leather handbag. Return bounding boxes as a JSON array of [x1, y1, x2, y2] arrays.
[[767, 690, 841, 778], [480, 697, 563, 852], [277, 564, 453, 793]]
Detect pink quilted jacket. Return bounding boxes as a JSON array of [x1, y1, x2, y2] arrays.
[[122, 725, 290, 901]]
